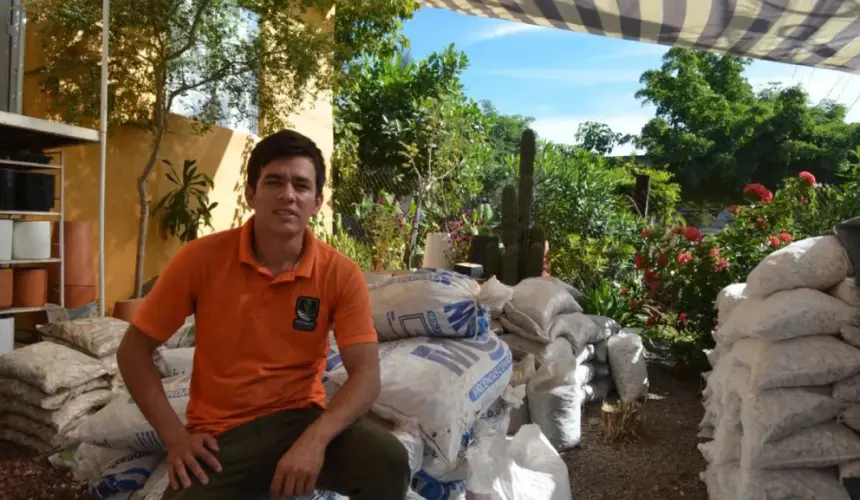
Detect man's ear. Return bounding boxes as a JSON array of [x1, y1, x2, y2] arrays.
[[244, 183, 256, 210], [312, 193, 323, 216]]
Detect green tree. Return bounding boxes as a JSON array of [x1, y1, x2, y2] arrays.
[[574, 121, 633, 155], [30, 0, 416, 297], [636, 48, 860, 202]]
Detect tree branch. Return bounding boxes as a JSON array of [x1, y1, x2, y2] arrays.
[[166, 0, 214, 61]]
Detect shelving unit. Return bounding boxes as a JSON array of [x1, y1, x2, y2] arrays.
[[0, 111, 99, 317]]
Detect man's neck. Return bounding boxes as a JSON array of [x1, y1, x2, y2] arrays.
[[252, 220, 306, 276]]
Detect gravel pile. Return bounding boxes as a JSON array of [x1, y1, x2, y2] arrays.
[[0, 441, 88, 500]]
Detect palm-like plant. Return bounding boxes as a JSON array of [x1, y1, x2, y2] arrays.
[[153, 159, 218, 243]]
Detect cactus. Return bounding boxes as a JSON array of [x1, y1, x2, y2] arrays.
[[484, 129, 544, 286]]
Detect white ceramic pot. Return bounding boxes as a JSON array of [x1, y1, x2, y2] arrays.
[[0, 220, 12, 261], [0, 317, 13, 354], [12, 221, 51, 260], [422, 232, 453, 270]]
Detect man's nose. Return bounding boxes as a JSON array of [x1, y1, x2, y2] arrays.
[[276, 184, 298, 202]]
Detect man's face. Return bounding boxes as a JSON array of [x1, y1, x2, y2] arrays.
[[245, 157, 322, 237]]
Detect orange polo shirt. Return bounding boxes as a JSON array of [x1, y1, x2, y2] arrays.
[[132, 218, 378, 436]]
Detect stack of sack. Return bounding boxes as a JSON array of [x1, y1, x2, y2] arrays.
[[0, 341, 113, 454], [700, 235, 860, 500], [36, 317, 129, 389]]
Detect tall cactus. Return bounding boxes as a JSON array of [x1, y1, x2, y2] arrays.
[[500, 185, 519, 285], [517, 129, 536, 279]]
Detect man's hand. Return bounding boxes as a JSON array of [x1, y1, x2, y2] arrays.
[[165, 431, 222, 490], [270, 431, 326, 498]]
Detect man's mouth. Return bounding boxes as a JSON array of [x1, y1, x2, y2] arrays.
[[273, 209, 298, 218]]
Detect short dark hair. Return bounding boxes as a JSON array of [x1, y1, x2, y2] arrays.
[[246, 129, 326, 196]]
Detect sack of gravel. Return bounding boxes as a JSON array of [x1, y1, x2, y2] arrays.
[[744, 336, 860, 391], [36, 317, 129, 358], [0, 342, 107, 393], [586, 316, 621, 338], [742, 386, 848, 445], [0, 376, 109, 410], [499, 334, 574, 368], [527, 359, 583, 451], [742, 422, 860, 469], [745, 236, 853, 297], [830, 278, 860, 307], [834, 373, 860, 403], [740, 468, 850, 500], [715, 288, 855, 345], [607, 331, 649, 402], [580, 377, 613, 403], [842, 324, 860, 350], [502, 278, 582, 343], [0, 413, 81, 451], [547, 313, 604, 353], [1, 389, 113, 434], [715, 283, 748, 325], [42, 336, 119, 376], [840, 406, 860, 433]]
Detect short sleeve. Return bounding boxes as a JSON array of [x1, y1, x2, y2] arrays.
[[332, 260, 378, 349], [132, 241, 202, 342]]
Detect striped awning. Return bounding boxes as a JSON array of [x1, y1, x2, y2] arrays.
[[419, 0, 860, 73]]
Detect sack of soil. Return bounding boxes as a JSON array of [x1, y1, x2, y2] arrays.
[[607, 331, 649, 403], [502, 278, 582, 343], [0, 341, 107, 394], [745, 236, 853, 298], [526, 358, 582, 451]]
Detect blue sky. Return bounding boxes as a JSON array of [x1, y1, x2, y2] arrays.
[[403, 8, 860, 155]]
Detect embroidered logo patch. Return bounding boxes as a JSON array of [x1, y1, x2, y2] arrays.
[[294, 296, 321, 331]]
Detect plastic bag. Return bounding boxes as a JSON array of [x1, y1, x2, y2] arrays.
[[465, 424, 571, 500]]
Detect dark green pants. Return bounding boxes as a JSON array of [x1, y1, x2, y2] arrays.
[[161, 408, 411, 500]]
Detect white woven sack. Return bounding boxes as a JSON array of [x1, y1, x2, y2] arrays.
[[830, 278, 860, 307], [0, 376, 108, 410], [593, 340, 608, 364], [742, 387, 848, 445], [164, 315, 195, 349], [607, 331, 648, 402], [697, 441, 715, 464], [37, 317, 129, 358], [586, 316, 621, 338], [840, 406, 860, 432], [0, 341, 107, 393], [715, 283, 748, 325], [527, 363, 583, 452], [746, 236, 853, 297], [740, 468, 850, 500], [841, 460, 860, 480], [1, 388, 112, 433], [748, 335, 860, 391], [370, 271, 489, 340], [73, 444, 162, 500], [842, 324, 860, 350], [479, 277, 513, 319], [502, 278, 582, 343], [580, 377, 613, 403], [69, 374, 191, 451], [499, 334, 574, 369], [741, 422, 860, 469], [156, 347, 194, 378], [715, 288, 855, 345], [834, 373, 860, 403], [325, 332, 512, 469], [549, 313, 602, 353]]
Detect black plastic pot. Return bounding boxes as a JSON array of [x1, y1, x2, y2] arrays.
[[15, 172, 55, 211], [0, 169, 15, 210]]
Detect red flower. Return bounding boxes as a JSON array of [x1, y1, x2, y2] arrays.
[[713, 258, 730, 272], [641, 228, 651, 239], [646, 314, 659, 326], [709, 247, 721, 258], [683, 226, 703, 242], [629, 299, 639, 310], [647, 279, 661, 297], [744, 183, 774, 204], [780, 232, 793, 243], [678, 312, 688, 326], [676, 252, 693, 265], [635, 253, 645, 270], [768, 235, 781, 247], [799, 171, 816, 186], [756, 217, 768, 229], [644, 268, 659, 282], [657, 253, 667, 267], [728, 204, 741, 216]]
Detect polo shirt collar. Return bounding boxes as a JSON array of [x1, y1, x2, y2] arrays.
[[239, 216, 317, 279]]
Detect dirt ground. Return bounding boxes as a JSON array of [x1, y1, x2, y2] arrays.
[[565, 362, 708, 500], [0, 360, 708, 500]]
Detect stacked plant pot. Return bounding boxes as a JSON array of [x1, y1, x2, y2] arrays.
[[48, 221, 96, 308], [10, 221, 51, 308]]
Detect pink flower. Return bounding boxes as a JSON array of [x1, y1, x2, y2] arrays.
[[683, 226, 703, 242], [676, 252, 693, 265], [780, 232, 793, 243], [713, 258, 730, 272], [799, 171, 816, 186], [709, 247, 721, 258], [768, 235, 781, 247]]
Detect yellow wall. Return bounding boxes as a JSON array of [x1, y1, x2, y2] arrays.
[[21, 22, 334, 314]]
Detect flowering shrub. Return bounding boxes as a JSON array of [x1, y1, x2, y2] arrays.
[[354, 192, 411, 271], [442, 204, 496, 265]]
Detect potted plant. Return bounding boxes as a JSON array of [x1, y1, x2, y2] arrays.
[[114, 159, 217, 321]]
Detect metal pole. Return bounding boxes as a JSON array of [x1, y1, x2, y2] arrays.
[[98, 0, 109, 316]]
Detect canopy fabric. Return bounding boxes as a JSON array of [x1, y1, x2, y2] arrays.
[[420, 0, 860, 73]]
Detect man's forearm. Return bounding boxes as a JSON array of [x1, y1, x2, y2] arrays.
[[309, 369, 380, 445], [117, 340, 188, 447]]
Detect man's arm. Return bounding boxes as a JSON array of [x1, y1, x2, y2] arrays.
[[303, 342, 380, 444], [116, 325, 188, 448]]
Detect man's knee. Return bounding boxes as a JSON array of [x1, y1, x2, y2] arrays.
[[366, 428, 411, 480]]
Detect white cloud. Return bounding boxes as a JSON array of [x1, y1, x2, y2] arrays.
[[468, 21, 545, 44], [482, 68, 642, 85]]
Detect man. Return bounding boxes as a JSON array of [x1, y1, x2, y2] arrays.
[[116, 129, 410, 500]]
